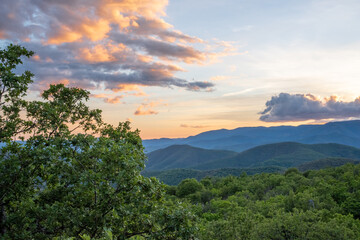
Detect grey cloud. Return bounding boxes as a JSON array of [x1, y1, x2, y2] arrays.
[[1, 0, 213, 93], [17, 42, 213, 92], [109, 32, 204, 62], [260, 93, 360, 122], [130, 17, 200, 43]]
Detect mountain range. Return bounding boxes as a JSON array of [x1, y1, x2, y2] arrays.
[[143, 120, 360, 153], [146, 142, 360, 171], [144, 121, 360, 184], [144, 142, 360, 185]]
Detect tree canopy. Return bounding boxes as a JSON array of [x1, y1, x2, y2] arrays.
[[0, 44, 196, 239]]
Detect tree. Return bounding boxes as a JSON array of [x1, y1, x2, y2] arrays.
[[176, 178, 204, 198], [0, 44, 196, 239], [0, 44, 35, 236], [0, 44, 34, 141]]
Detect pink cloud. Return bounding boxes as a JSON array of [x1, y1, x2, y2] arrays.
[[180, 124, 209, 129], [134, 100, 167, 116], [92, 94, 123, 104]]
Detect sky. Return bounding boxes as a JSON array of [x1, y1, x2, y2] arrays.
[[1, 0, 360, 139]]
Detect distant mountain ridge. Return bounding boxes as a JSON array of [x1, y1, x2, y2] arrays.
[[146, 142, 360, 171], [143, 120, 360, 153], [146, 145, 237, 170], [144, 143, 360, 185]]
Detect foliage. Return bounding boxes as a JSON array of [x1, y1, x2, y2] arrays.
[[142, 166, 285, 185], [297, 157, 359, 172], [146, 144, 237, 170], [195, 142, 360, 170], [0, 45, 196, 239], [0, 44, 34, 141], [167, 163, 360, 239], [145, 142, 360, 174]]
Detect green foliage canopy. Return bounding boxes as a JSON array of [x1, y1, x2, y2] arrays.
[[0, 44, 196, 239]]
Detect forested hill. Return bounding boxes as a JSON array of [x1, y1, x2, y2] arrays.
[[297, 157, 360, 172], [142, 166, 285, 185], [165, 163, 360, 239], [146, 142, 360, 171], [143, 120, 360, 152], [146, 145, 237, 170]]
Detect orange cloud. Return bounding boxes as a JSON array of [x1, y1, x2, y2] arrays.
[[137, 54, 153, 63], [134, 105, 158, 115], [106, 96, 123, 104], [47, 25, 82, 44], [134, 100, 166, 116], [78, 45, 115, 63], [325, 95, 339, 102], [111, 84, 147, 96], [77, 43, 129, 63], [180, 124, 209, 129], [2, 0, 225, 93], [102, 9, 135, 29], [36, 78, 71, 91], [46, 0, 168, 45], [92, 94, 123, 104], [32, 55, 41, 61], [99, 0, 168, 19], [81, 19, 111, 41], [48, 19, 111, 44]]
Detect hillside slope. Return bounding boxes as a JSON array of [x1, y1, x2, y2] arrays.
[[143, 120, 360, 152], [297, 157, 360, 172], [179, 142, 360, 170], [146, 145, 237, 170], [142, 166, 285, 185]]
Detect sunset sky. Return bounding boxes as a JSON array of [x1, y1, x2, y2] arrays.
[[1, 0, 360, 139]]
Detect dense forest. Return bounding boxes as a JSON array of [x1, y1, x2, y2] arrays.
[[1, 45, 360, 239], [165, 164, 360, 239]]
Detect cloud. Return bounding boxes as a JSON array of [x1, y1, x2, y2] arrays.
[[112, 84, 147, 96], [32, 55, 41, 61], [259, 93, 360, 122], [35, 78, 71, 92], [92, 94, 123, 104], [134, 101, 167, 116], [210, 75, 231, 81], [134, 106, 158, 116], [0, 0, 230, 94], [180, 124, 208, 129], [223, 88, 256, 97]]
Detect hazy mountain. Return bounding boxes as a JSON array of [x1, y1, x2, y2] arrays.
[[146, 142, 360, 171], [146, 145, 237, 170], [143, 120, 360, 153]]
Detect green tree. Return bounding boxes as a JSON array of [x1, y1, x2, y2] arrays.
[[0, 45, 196, 239], [0, 44, 35, 236], [0, 44, 34, 141], [176, 178, 204, 198]]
